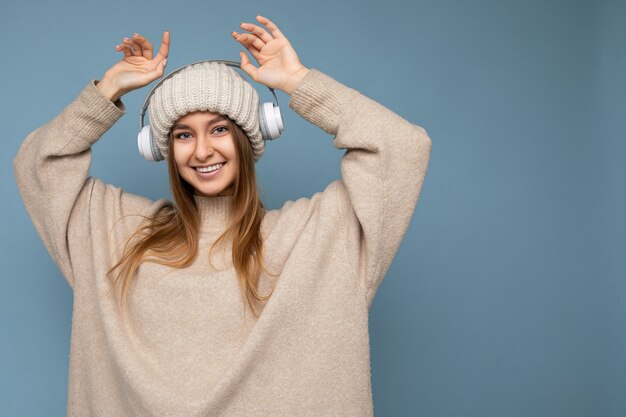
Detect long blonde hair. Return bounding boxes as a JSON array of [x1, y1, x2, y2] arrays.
[[106, 116, 278, 318]]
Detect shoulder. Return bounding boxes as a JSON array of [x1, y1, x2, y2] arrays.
[[86, 177, 172, 231], [260, 180, 346, 239]]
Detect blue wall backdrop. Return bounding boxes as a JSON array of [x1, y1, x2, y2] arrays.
[[2, 0, 624, 416]]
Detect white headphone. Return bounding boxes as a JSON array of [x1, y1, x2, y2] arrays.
[[137, 59, 285, 161]]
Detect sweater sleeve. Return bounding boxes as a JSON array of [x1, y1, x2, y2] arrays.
[[287, 69, 432, 309], [13, 79, 154, 289]]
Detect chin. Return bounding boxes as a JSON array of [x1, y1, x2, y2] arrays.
[[194, 183, 236, 197], [191, 184, 231, 197], [182, 166, 234, 197]]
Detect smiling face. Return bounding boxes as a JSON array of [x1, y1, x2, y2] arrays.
[[170, 111, 239, 197]]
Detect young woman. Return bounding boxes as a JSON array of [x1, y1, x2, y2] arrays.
[[14, 15, 432, 417]]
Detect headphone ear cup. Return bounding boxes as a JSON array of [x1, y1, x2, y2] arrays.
[[258, 102, 284, 141], [137, 125, 164, 161]]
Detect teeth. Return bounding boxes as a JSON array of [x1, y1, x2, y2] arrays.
[[196, 163, 224, 173]]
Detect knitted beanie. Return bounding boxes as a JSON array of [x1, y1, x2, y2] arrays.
[[147, 61, 265, 161]]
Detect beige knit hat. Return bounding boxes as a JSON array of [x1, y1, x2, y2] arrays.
[[147, 61, 265, 161]]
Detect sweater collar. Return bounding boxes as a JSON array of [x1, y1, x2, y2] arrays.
[[193, 193, 233, 233]]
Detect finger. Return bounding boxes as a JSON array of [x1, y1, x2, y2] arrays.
[[115, 43, 133, 57], [239, 50, 258, 81], [123, 38, 140, 56], [129, 38, 144, 57], [256, 15, 285, 39], [231, 32, 262, 59], [123, 37, 142, 56], [154, 30, 170, 63], [232, 31, 265, 51], [131, 33, 153, 59], [239, 22, 273, 43]]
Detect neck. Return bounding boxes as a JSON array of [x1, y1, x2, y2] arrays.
[[193, 193, 233, 234]]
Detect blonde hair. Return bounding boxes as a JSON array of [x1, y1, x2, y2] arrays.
[[106, 116, 278, 319]]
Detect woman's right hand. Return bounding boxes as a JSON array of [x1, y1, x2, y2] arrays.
[[97, 30, 170, 102]]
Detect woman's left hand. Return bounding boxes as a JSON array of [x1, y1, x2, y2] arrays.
[[231, 15, 310, 95]]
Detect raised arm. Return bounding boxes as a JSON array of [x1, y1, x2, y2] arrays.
[[287, 68, 432, 309], [13, 80, 149, 288], [233, 15, 432, 308], [13, 30, 170, 288]]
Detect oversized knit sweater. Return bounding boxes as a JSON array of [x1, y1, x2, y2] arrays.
[[13, 68, 432, 417]]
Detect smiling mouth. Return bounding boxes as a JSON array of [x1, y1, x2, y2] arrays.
[[192, 162, 226, 173], [194, 162, 226, 176]]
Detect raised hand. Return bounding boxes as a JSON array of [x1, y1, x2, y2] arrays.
[[231, 15, 310, 95], [97, 30, 171, 102]]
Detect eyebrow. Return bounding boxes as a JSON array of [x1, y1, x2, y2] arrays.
[[172, 115, 227, 131]]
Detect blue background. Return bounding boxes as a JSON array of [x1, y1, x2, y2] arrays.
[[2, 0, 625, 416]]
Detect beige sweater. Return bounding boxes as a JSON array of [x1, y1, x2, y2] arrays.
[[14, 68, 432, 416]]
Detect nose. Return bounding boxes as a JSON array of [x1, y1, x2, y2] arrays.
[[193, 134, 215, 160]]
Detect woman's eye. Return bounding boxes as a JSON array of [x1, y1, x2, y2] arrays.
[[175, 127, 227, 139]]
